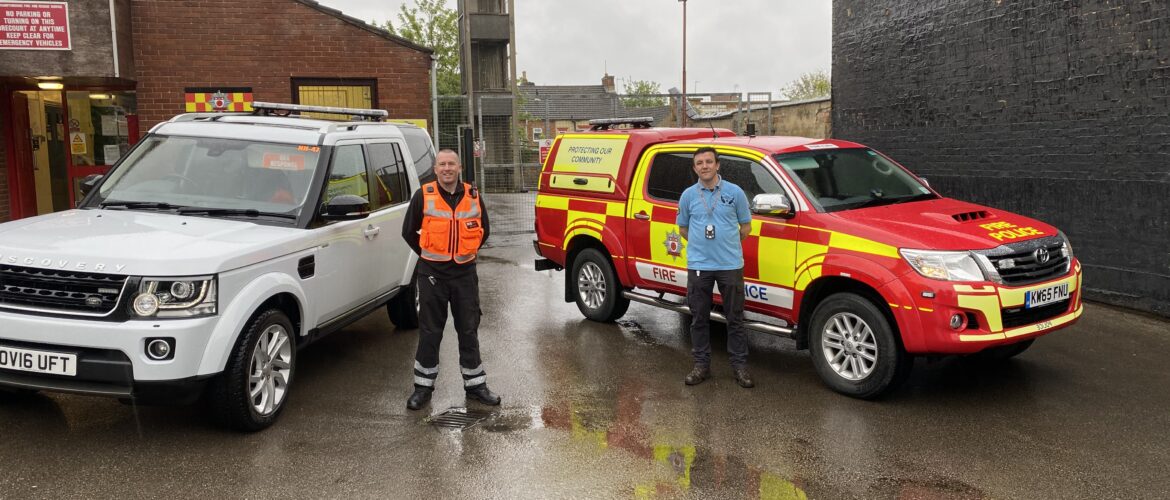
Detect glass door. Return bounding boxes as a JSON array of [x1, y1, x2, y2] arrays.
[[64, 90, 137, 206]]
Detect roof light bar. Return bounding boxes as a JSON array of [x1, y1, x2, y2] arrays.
[[588, 117, 655, 130], [251, 101, 388, 122]]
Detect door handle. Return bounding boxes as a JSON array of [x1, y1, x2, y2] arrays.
[[363, 225, 381, 238], [573, 177, 588, 185], [634, 211, 650, 220]]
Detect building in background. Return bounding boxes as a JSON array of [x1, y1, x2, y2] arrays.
[[0, 0, 432, 222]]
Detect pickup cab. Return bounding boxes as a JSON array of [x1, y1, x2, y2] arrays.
[[534, 119, 1082, 398]]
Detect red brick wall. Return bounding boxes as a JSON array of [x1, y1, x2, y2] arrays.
[[0, 87, 10, 223], [131, 0, 432, 131]]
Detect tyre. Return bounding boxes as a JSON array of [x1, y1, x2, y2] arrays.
[[209, 309, 296, 432], [974, 339, 1034, 362], [387, 281, 420, 330], [570, 248, 630, 322], [809, 293, 912, 399]]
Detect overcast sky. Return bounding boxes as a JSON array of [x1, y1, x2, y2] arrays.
[[317, 0, 831, 96]]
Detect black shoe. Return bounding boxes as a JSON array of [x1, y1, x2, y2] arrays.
[[734, 368, 755, 388], [466, 385, 501, 406], [684, 365, 711, 386], [406, 387, 433, 410]]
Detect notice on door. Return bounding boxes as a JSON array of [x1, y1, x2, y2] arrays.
[[0, 2, 70, 50], [69, 131, 86, 155]]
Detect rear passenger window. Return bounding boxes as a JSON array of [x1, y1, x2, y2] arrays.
[[369, 143, 410, 208], [400, 127, 436, 185], [645, 152, 697, 202]]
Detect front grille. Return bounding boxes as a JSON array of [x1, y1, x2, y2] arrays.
[[1001, 299, 1070, 328], [0, 265, 128, 316], [978, 236, 1069, 286]]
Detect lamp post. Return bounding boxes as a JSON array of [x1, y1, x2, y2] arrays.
[[679, 0, 687, 127]]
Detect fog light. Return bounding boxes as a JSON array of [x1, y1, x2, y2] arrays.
[[133, 293, 160, 316], [949, 313, 966, 330], [145, 338, 174, 361]]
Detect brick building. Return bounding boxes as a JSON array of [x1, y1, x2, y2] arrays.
[[833, 1, 1170, 316], [0, 0, 433, 222]]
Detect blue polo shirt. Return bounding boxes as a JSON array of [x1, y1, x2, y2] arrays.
[[675, 177, 752, 271]]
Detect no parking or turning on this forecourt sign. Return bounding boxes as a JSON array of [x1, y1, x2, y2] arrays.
[[0, 2, 71, 50]]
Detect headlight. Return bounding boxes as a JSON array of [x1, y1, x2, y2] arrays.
[[900, 249, 987, 282], [1058, 230, 1074, 261], [132, 276, 217, 318]]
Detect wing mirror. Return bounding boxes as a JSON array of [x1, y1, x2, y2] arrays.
[[751, 193, 794, 218], [79, 174, 104, 198], [321, 194, 371, 221], [920, 177, 930, 187]]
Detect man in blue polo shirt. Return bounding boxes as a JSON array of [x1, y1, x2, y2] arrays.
[[675, 147, 755, 388]]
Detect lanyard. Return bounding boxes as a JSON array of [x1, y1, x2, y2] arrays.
[[698, 182, 720, 219]]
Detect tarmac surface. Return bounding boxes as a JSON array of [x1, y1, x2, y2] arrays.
[[1, 243, 1168, 499]]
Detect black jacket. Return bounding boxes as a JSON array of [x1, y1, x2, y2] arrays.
[[401, 182, 490, 279]]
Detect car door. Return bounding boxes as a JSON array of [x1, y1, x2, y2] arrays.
[[310, 142, 377, 323], [625, 145, 697, 296], [365, 140, 416, 296], [715, 150, 801, 322]]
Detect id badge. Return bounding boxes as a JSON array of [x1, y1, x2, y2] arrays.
[[705, 224, 715, 240]]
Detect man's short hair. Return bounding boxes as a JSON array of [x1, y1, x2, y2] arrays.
[[694, 147, 719, 162], [436, 148, 461, 165]]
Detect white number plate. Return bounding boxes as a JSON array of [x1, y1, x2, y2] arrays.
[[1025, 283, 1070, 309], [0, 345, 77, 376]]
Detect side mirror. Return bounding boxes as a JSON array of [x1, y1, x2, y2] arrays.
[[751, 193, 794, 218], [919, 177, 930, 187], [79, 174, 104, 197], [321, 194, 371, 221]]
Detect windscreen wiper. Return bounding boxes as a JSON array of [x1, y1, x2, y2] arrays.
[[176, 207, 297, 220], [848, 196, 897, 210], [99, 201, 182, 210]]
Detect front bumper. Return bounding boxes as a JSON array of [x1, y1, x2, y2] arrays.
[[0, 310, 221, 398], [883, 261, 1083, 354]]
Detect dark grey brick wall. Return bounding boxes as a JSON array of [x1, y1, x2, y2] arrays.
[[833, 0, 1170, 316]]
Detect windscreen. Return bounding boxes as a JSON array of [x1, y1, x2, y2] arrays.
[[90, 135, 323, 216], [773, 148, 934, 212]]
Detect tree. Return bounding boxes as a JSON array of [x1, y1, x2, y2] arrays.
[[621, 78, 666, 108], [780, 70, 831, 101], [382, 0, 460, 96]]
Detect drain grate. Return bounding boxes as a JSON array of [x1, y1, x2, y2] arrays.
[[426, 407, 492, 430]]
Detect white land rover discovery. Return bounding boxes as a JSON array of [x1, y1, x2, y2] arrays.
[[0, 102, 427, 431]]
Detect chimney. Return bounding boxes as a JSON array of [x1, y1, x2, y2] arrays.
[[602, 73, 615, 93]]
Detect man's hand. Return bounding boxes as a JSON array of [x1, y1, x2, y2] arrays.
[[739, 223, 751, 241], [679, 226, 688, 240]]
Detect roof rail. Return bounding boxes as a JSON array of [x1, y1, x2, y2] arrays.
[[251, 101, 389, 122], [589, 117, 655, 131]]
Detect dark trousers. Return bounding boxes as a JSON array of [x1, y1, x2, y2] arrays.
[[413, 271, 487, 390], [687, 268, 749, 369]]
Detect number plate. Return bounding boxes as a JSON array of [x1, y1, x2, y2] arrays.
[[0, 345, 77, 376], [1024, 283, 1070, 309]]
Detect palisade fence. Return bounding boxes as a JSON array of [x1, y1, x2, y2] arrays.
[[433, 91, 793, 241]]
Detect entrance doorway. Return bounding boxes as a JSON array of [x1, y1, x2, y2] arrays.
[[7, 89, 138, 219], [14, 90, 69, 214]]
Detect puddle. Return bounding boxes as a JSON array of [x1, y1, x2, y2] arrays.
[[617, 320, 662, 346]]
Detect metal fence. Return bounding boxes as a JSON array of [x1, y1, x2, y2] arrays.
[[431, 90, 789, 244]]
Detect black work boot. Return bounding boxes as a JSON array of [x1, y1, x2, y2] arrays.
[[733, 368, 755, 389], [684, 365, 711, 386], [466, 384, 501, 406], [406, 387, 433, 410]]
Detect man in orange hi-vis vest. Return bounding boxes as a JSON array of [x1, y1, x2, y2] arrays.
[[401, 149, 501, 410]]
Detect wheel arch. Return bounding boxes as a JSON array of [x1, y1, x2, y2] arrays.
[[198, 273, 307, 376], [797, 276, 901, 351], [563, 234, 627, 302]]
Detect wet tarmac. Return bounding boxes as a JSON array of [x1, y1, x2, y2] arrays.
[[2, 244, 1169, 499]]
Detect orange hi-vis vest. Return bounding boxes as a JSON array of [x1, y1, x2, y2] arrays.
[[420, 181, 484, 264]]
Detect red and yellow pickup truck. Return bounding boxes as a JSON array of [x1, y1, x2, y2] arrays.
[[533, 119, 1082, 398]]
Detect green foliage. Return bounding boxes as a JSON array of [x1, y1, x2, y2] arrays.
[[382, 0, 460, 95], [621, 78, 666, 108], [780, 70, 831, 101]]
